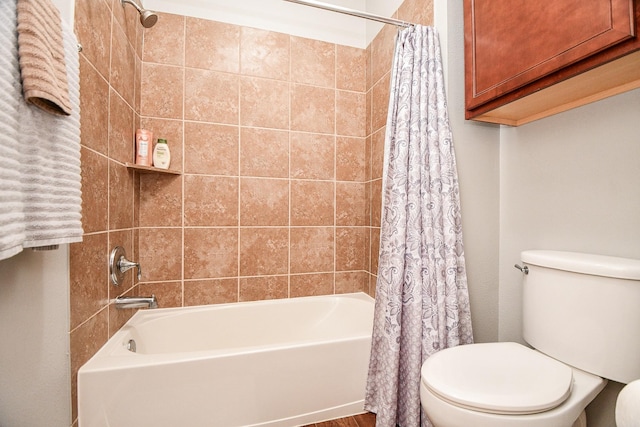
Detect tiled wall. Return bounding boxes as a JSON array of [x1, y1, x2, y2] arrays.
[[70, 0, 142, 423], [135, 15, 372, 305], [69, 0, 432, 425]]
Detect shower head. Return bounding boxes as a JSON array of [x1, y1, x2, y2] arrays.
[[121, 0, 158, 28]]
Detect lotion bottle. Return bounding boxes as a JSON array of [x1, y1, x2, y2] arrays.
[[135, 129, 153, 166], [153, 138, 171, 169]]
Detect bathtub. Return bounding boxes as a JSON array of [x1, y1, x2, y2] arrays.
[[78, 292, 375, 427]]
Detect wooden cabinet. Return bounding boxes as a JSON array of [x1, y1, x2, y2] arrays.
[[465, 0, 640, 126]]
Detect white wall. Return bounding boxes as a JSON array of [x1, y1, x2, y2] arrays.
[[0, 248, 71, 427]]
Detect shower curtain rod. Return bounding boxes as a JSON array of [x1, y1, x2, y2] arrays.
[[282, 0, 414, 28]]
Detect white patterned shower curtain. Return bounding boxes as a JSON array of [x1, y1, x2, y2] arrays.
[[364, 25, 473, 427]]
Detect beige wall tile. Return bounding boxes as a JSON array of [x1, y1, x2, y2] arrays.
[[185, 68, 239, 124], [290, 132, 335, 180], [370, 24, 396, 86], [80, 148, 108, 234], [138, 174, 183, 227], [108, 89, 135, 164], [371, 127, 385, 180], [336, 45, 367, 92], [370, 227, 380, 275], [69, 233, 108, 330], [290, 273, 334, 297], [335, 271, 368, 294], [240, 27, 290, 80], [336, 227, 367, 271], [291, 84, 335, 133], [336, 136, 366, 182], [366, 45, 372, 95], [240, 76, 289, 129], [366, 88, 372, 138], [184, 278, 238, 305], [186, 18, 240, 73], [184, 122, 238, 175], [184, 228, 239, 279], [240, 178, 289, 226], [371, 179, 382, 228], [372, 73, 390, 133], [143, 13, 185, 66], [239, 228, 289, 276], [111, 0, 139, 52], [75, 0, 111, 80], [108, 161, 135, 230], [184, 175, 239, 226], [291, 180, 334, 226], [365, 135, 372, 181], [139, 281, 183, 308], [110, 23, 136, 107], [290, 36, 335, 88], [138, 227, 183, 281], [336, 182, 367, 226], [79, 57, 109, 155], [240, 128, 289, 178], [290, 227, 334, 273], [336, 90, 367, 137], [239, 275, 288, 301], [140, 63, 184, 119]]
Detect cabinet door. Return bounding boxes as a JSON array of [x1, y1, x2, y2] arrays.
[[465, 0, 635, 110]]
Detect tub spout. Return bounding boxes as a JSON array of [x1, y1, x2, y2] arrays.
[[115, 295, 158, 309]]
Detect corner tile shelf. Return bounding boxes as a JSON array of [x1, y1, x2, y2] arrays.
[[125, 163, 181, 175]]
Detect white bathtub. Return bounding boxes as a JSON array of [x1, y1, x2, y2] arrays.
[[78, 292, 375, 427]]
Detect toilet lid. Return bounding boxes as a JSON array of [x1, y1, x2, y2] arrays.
[[421, 342, 573, 415]]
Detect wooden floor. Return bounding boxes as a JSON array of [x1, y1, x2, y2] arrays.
[[302, 412, 376, 427]]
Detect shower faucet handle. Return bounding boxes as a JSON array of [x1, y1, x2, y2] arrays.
[[119, 257, 142, 280], [110, 246, 142, 286]]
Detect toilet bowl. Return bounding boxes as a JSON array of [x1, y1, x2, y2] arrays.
[[419, 251, 640, 427], [420, 342, 606, 427]]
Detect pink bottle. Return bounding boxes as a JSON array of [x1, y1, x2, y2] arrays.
[[135, 129, 153, 166]]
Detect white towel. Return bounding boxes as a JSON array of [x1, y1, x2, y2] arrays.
[[0, 0, 82, 261], [0, 0, 27, 260]]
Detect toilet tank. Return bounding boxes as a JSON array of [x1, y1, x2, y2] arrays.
[[521, 250, 640, 384]]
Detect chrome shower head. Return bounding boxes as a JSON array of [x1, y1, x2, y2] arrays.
[[139, 9, 158, 28], [121, 0, 158, 28]]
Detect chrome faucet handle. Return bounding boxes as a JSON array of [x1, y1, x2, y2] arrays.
[[110, 246, 142, 286], [118, 257, 142, 280]]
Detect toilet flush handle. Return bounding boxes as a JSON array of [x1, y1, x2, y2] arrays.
[[514, 264, 529, 274]]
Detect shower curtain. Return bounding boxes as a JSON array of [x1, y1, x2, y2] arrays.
[[364, 25, 473, 427]]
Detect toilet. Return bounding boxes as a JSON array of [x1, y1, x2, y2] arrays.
[[420, 250, 640, 427]]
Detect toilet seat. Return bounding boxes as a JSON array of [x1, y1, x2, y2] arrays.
[[421, 342, 574, 415]]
